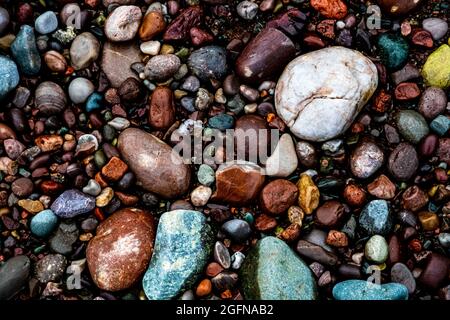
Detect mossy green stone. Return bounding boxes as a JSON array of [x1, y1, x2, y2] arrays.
[[377, 33, 409, 70], [422, 44, 450, 89], [396, 110, 429, 144], [240, 236, 317, 300]]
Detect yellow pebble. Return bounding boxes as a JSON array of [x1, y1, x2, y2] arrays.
[[297, 174, 320, 215]]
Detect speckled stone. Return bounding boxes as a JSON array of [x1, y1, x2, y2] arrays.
[[333, 280, 408, 300], [11, 25, 41, 75], [422, 44, 450, 89], [240, 236, 317, 300], [365, 235, 388, 263], [430, 115, 450, 136], [142, 210, 213, 300], [377, 33, 409, 70], [396, 110, 429, 144], [187, 45, 228, 81], [359, 200, 392, 236], [30, 209, 58, 238], [50, 189, 96, 218], [0, 55, 19, 101], [35, 11, 58, 34]]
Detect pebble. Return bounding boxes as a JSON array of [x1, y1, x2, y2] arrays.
[[0, 55, 19, 100], [275, 47, 378, 142], [388, 143, 419, 181], [190, 186, 212, 207], [430, 115, 450, 136], [197, 164, 215, 186], [188, 46, 228, 81], [139, 11, 165, 41], [50, 189, 96, 218], [231, 252, 245, 269], [419, 87, 447, 119], [422, 44, 450, 89], [221, 219, 252, 243], [35, 254, 67, 283], [359, 200, 392, 236], [11, 177, 33, 197], [367, 174, 396, 199], [214, 241, 231, 269], [418, 211, 439, 231], [70, 32, 100, 70], [236, 1, 259, 20], [35, 11, 58, 34], [438, 233, 450, 248], [377, 33, 409, 70], [350, 141, 384, 179], [365, 235, 389, 263], [396, 110, 429, 144], [96, 187, 114, 207], [311, 0, 347, 19], [49, 222, 79, 255], [297, 174, 320, 215], [265, 134, 298, 177], [391, 262, 416, 295], [140, 40, 160, 55], [234, 114, 269, 161], [144, 54, 180, 81], [260, 179, 298, 215], [332, 280, 408, 300], [0, 256, 30, 300], [105, 5, 142, 42], [422, 18, 448, 41], [240, 236, 317, 300], [315, 200, 346, 229], [296, 239, 339, 266], [30, 209, 59, 238], [44, 50, 67, 73], [118, 128, 191, 198], [11, 25, 41, 75], [68, 78, 95, 104], [0, 7, 9, 35], [108, 117, 130, 131], [418, 253, 449, 290], [87, 208, 155, 291], [4, 139, 25, 160], [391, 63, 420, 85], [18, 199, 44, 214], [142, 210, 213, 300], [149, 86, 175, 130], [295, 141, 317, 167]]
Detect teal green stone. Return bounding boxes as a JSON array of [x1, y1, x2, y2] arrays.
[[333, 280, 408, 300], [197, 164, 215, 186], [430, 115, 450, 136], [396, 110, 430, 144], [30, 209, 58, 238], [0, 55, 19, 101], [85, 92, 103, 112], [377, 33, 409, 70], [359, 200, 392, 236], [142, 210, 213, 300], [208, 114, 234, 130], [227, 94, 245, 114], [240, 236, 317, 300], [11, 25, 41, 76]]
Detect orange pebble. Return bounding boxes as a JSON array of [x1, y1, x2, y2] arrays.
[[196, 279, 212, 297]]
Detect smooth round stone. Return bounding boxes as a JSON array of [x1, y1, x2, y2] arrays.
[[221, 219, 252, 243], [144, 54, 180, 81], [208, 114, 234, 130], [265, 133, 298, 177], [4, 139, 25, 160], [237, 1, 259, 20], [68, 78, 95, 104], [422, 44, 450, 89], [142, 210, 213, 300], [35, 11, 58, 34], [0, 256, 30, 300], [391, 262, 416, 294], [118, 128, 191, 199], [50, 189, 96, 218], [388, 142, 418, 181], [140, 40, 160, 55], [422, 18, 448, 41], [190, 186, 212, 207], [11, 177, 33, 198], [240, 236, 317, 300], [85, 92, 102, 112], [275, 47, 378, 142], [108, 117, 130, 130], [365, 235, 388, 264], [187, 46, 228, 81], [214, 241, 231, 269], [430, 115, 450, 136], [0, 7, 10, 35], [260, 179, 298, 215], [396, 110, 429, 144], [350, 141, 384, 179], [418, 253, 449, 290], [105, 5, 142, 42], [197, 164, 215, 186], [419, 87, 447, 119], [438, 233, 450, 248], [0, 55, 19, 101], [359, 200, 392, 236], [87, 208, 155, 292], [377, 33, 409, 70], [70, 32, 100, 70], [11, 25, 41, 75], [333, 280, 408, 300], [234, 114, 269, 161], [296, 141, 317, 167], [35, 254, 67, 283], [30, 209, 58, 238]]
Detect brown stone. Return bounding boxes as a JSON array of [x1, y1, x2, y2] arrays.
[[303, 34, 326, 49], [296, 240, 339, 266], [260, 179, 298, 215], [311, 0, 348, 19], [367, 174, 396, 200], [212, 161, 265, 205], [101, 156, 128, 182], [163, 6, 203, 42], [343, 183, 367, 207], [206, 262, 224, 277], [148, 87, 176, 130], [401, 185, 429, 212], [372, 89, 392, 113], [417, 211, 439, 231], [190, 27, 213, 46], [196, 279, 212, 297], [387, 234, 402, 265], [0, 123, 16, 140], [280, 223, 302, 242], [420, 134, 438, 157], [139, 11, 166, 41], [377, 0, 423, 17], [388, 142, 419, 181], [44, 50, 67, 73], [418, 253, 449, 290], [411, 29, 433, 48], [11, 177, 33, 198], [266, 8, 307, 37], [115, 191, 139, 206], [35, 135, 64, 152], [315, 200, 346, 229], [254, 213, 277, 232], [297, 174, 320, 215], [316, 19, 336, 39], [394, 82, 421, 100], [236, 27, 296, 84], [86, 208, 155, 292], [234, 114, 269, 162], [326, 230, 348, 247]]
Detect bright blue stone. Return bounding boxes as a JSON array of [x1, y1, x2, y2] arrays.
[[30, 209, 58, 238], [11, 25, 41, 76], [430, 115, 450, 136], [50, 189, 95, 218], [35, 11, 58, 34], [85, 92, 103, 112], [359, 200, 392, 236], [0, 55, 19, 101], [332, 280, 409, 300], [208, 114, 234, 130]]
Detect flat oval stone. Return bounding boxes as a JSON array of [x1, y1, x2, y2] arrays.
[[396, 110, 429, 144], [0, 256, 30, 300], [275, 47, 378, 142], [70, 32, 101, 71], [419, 87, 447, 119], [333, 280, 408, 300], [50, 189, 96, 218], [0, 55, 19, 101], [105, 5, 142, 42], [35, 11, 58, 34], [118, 128, 191, 199], [365, 235, 388, 264], [388, 142, 418, 181], [391, 262, 416, 294], [422, 18, 448, 41], [30, 209, 58, 238], [240, 236, 317, 300], [11, 25, 41, 75], [144, 54, 180, 81], [142, 210, 213, 300], [188, 46, 228, 81], [359, 199, 392, 236], [221, 219, 252, 243], [87, 208, 155, 292]]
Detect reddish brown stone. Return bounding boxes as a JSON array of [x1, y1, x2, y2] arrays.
[[206, 262, 224, 277], [420, 134, 438, 157], [394, 82, 421, 100], [0, 124, 16, 140], [266, 8, 308, 37], [377, 0, 423, 17], [254, 213, 277, 231], [418, 253, 449, 290], [260, 179, 298, 215], [190, 27, 213, 46], [163, 6, 203, 42], [115, 191, 139, 206], [139, 11, 166, 41], [234, 114, 269, 162], [39, 180, 64, 195], [196, 279, 212, 297], [401, 185, 429, 212], [372, 89, 392, 113], [101, 156, 128, 182], [148, 87, 176, 130], [315, 200, 347, 229], [367, 174, 396, 200], [316, 19, 336, 39], [303, 34, 326, 49], [326, 230, 348, 247], [387, 234, 402, 265], [35, 135, 64, 152], [86, 208, 155, 292], [411, 29, 433, 48], [437, 138, 450, 165], [343, 183, 367, 207], [280, 223, 302, 242], [311, 0, 348, 19]]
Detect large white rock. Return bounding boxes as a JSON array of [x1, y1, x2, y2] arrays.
[[275, 47, 378, 142]]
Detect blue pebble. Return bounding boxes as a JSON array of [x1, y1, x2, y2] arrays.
[[208, 114, 234, 130], [332, 280, 409, 300], [85, 92, 103, 112], [359, 200, 392, 236], [0, 55, 19, 100], [430, 115, 450, 136], [30, 209, 58, 238], [50, 189, 95, 218], [11, 25, 41, 76], [35, 11, 58, 34]]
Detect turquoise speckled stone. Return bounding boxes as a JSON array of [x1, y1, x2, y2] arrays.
[[11, 25, 41, 76], [208, 114, 235, 130], [359, 200, 392, 236], [240, 236, 317, 300], [30, 209, 58, 238], [142, 210, 213, 300], [333, 280, 409, 300], [377, 33, 409, 70], [0, 55, 19, 101], [430, 115, 450, 136]]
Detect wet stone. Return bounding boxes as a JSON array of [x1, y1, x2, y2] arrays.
[[35, 254, 67, 283], [49, 222, 79, 255], [0, 256, 30, 300], [50, 189, 96, 218]]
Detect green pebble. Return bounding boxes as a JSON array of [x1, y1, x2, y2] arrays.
[[377, 33, 409, 70], [94, 150, 107, 169], [197, 164, 215, 186], [365, 235, 388, 264], [396, 110, 429, 144], [208, 114, 234, 130]]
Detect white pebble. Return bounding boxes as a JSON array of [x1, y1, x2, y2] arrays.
[[190, 186, 212, 207], [140, 41, 161, 55]]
